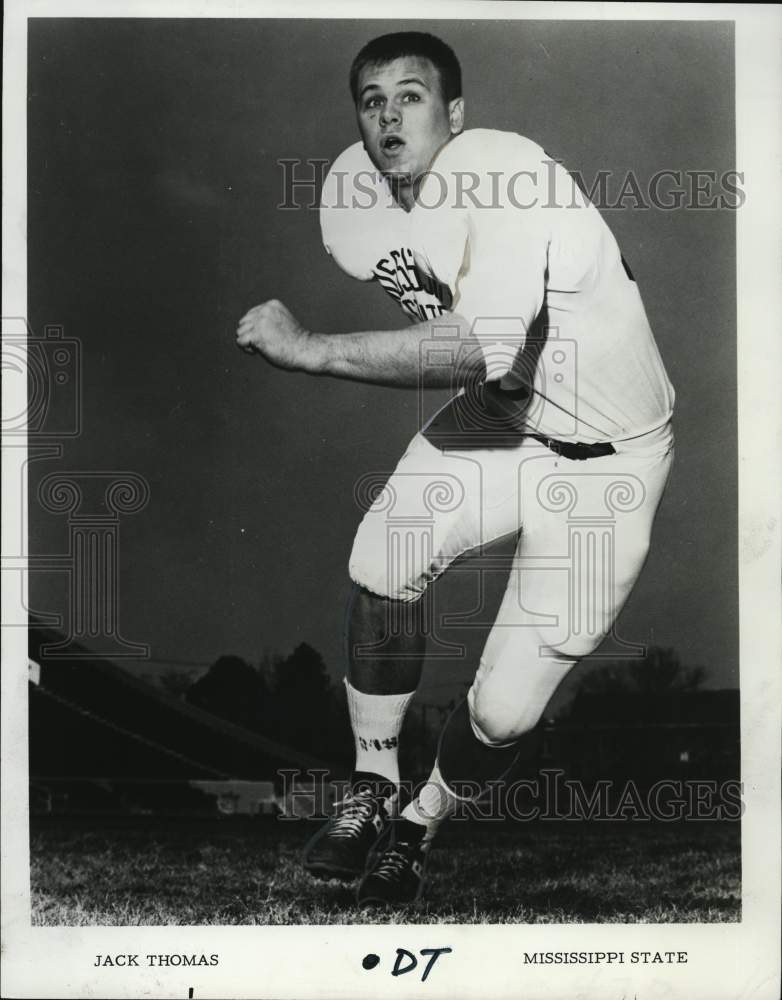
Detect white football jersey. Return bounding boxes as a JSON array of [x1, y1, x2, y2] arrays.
[[320, 129, 675, 445]]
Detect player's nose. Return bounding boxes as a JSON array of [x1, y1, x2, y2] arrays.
[[379, 104, 401, 127]]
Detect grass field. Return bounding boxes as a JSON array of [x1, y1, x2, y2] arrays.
[[30, 817, 740, 925]]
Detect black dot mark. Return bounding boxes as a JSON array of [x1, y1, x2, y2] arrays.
[[362, 954, 380, 970], [188, 989, 194, 998]]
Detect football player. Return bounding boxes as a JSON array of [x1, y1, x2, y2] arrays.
[[236, 31, 674, 907]]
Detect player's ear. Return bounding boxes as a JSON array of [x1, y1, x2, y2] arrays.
[[448, 97, 465, 136]]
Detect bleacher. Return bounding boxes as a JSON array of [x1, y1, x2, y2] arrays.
[[28, 625, 337, 816]]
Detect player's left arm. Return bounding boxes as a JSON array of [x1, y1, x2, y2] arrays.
[[235, 299, 485, 389]]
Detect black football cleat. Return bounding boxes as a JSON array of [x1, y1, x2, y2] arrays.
[[356, 818, 429, 906], [302, 772, 397, 881]]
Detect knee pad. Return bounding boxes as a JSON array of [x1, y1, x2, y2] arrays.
[[536, 635, 598, 665], [348, 528, 427, 603], [467, 684, 544, 747], [469, 707, 523, 748]]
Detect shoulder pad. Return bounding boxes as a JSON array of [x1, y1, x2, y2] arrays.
[[319, 142, 401, 281], [425, 129, 547, 176]]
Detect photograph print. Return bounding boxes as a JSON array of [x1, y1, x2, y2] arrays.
[[4, 5, 781, 1000]]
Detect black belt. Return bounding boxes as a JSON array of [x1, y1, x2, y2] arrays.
[[530, 435, 616, 461]]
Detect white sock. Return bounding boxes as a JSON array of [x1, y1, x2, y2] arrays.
[[401, 759, 471, 844], [345, 679, 415, 785]]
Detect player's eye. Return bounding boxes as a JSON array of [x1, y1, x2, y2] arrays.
[[401, 91, 422, 103], [363, 96, 383, 110]]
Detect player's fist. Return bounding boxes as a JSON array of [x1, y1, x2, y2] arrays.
[[235, 299, 311, 371]]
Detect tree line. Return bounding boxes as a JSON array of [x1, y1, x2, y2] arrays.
[[157, 645, 710, 772]]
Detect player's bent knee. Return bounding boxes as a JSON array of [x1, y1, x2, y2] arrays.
[[468, 695, 541, 747], [538, 637, 594, 663], [348, 524, 431, 603], [348, 550, 425, 603]]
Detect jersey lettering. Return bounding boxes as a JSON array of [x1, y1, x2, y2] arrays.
[[373, 246, 452, 320]]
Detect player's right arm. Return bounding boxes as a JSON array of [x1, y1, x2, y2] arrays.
[[235, 298, 484, 389]]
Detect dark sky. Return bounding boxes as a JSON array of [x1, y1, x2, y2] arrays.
[[27, 18, 738, 705]]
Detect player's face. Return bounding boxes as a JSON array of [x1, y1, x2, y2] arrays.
[[355, 56, 464, 209]]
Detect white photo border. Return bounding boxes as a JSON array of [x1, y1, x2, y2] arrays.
[[2, 2, 780, 998]]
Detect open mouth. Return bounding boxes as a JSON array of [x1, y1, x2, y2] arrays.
[[381, 135, 405, 152]]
